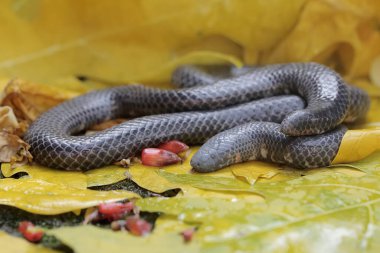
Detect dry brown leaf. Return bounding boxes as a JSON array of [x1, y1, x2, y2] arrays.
[[0, 105, 29, 136], [0, 78, 79, 123], [0, 106, 19, 130], [0, 131, 32, 166]]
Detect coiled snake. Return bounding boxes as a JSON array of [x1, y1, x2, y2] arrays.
[[24, 63, 370, 172]]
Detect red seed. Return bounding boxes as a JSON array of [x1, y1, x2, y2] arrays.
[[141, 148, 181, 167], [98, 202, 133, 220], [124, 202, 135, 213], [125, 216, 152, 236], [98, 202, 132, 215], [18, 221, 44, 242], [158, 140, 189, 154], [18, 221, 33, 234], [23, 227, 44, 242], [181, 227, 196, 243]]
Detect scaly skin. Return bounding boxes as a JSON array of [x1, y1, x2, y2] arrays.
[[24, 96, 304, 170], [191, 122, 347, 172], [173, 65, 368, 172], [173, 65, 369, 172], [24, 63, 369, 171]]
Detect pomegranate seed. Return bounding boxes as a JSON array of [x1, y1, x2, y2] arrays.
[[18, 221, 44, 242], [124, 202, 135, 212], [181, 227, 196, 243], [98, 202, 133, 215], [98, 202, 134, 220], [23, 227, 44, 242], [141, 148, 181, 167], [18, 221, 33, 234], [158, 140, 189, 154], [125, 216, 152, 236]]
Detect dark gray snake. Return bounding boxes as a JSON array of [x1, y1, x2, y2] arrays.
[[24, 63, 370, 172]]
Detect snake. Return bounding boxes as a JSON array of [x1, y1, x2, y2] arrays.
[[23, 62, 370, 172]]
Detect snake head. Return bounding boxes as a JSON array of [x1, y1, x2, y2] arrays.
[[191, 148, 225, 173]]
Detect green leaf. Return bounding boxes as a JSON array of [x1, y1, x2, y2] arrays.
[[138, 169, 380, 252], [157, 170, 261, 194]]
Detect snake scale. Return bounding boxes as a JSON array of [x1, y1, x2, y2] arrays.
[[24, 63, 370, 172]]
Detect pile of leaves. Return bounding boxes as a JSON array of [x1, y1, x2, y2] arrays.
[[0, 0, 380, 252]]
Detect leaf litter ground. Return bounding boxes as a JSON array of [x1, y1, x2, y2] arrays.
[[1, 0, 380, 252]]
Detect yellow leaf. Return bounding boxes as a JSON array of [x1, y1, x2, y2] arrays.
[[231, 161, 284, 185], [85, 165, 130, 187], [0, 230, 58, 253], [129, 164, 179, 193], [353, 79, 380, 97], [354, 97, 380, 129], [136, 51, 243, 84], [332, 129, 380, 164], [154, 215, 199, 234], [1, 163, 133, 189], [157, 170, 261, 195], [370, 55, 380, 87], [137, 195, 265, 223], [331, 150, 380, 175], [261, 0, 380, 79], [137, 167, 380, 252], [1, 163, 88, 189], [0, 0, 305, 83], [47, 225, 199, 253], [0, 1, 378, 252], [0, 178, 139, 214], [128, 148, 232, 193]]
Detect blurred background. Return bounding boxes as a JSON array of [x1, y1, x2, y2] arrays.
[[0, 0, 379, 87]]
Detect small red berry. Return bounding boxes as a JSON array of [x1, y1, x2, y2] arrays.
[[18, 221, 33, 234], [124, 202, 135, 213], [141, 148, 181, 167], [181, 227, 196, 243], [98, 202, 130, 215], [18, 221, 44, 242], [23, 227, 44, 242], [98, 202, 133, 220], [125, 216, 152, 236], [158, 140, 189, 154]]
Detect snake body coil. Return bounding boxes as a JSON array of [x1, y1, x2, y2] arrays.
[[24, 63, 370, 171]]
